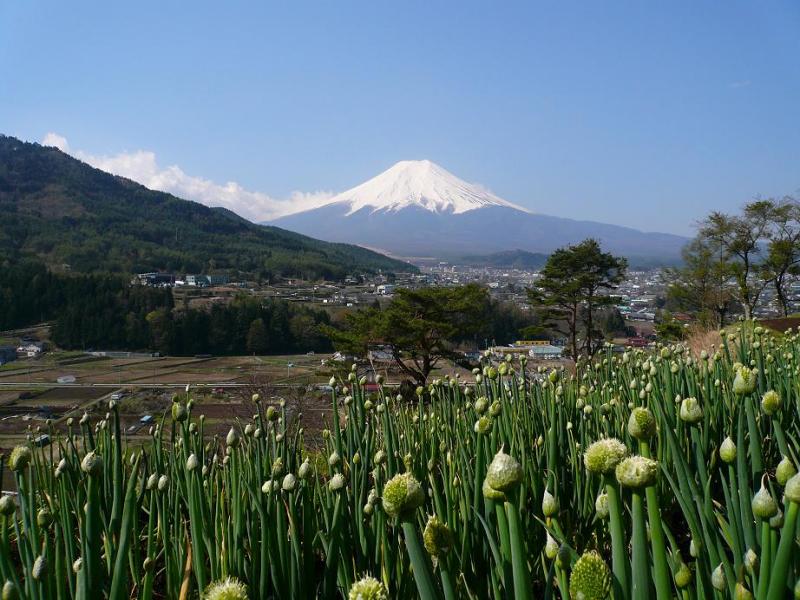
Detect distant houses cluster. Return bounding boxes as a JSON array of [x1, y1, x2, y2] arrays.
[[132, 273, 231, 288], [0, 340, 45, 366]]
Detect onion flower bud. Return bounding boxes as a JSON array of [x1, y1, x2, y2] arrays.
[[2, 581, 18, 600], [329, 473, 346, 492], [171, 402, 187, 422], [382, 473, 424, 518], [282, 473, 297, 492], [348, 576, 388, 600], [568, 551, 610, 600], [226, 427, 240, 448], [8, 447, 31, 472], [719, 437, 737, 463], [544, 532, 558, 559], [679, 397, 703, 424], [743, 548, 758, 573], [203, 577, 248, 600], [777, 456, 797, 486], [485, 448, 522, 493], [584, 438, 628, 475], [36, 508, 52, 528], [761, 390, 781, 415], [711, 563, 725, 590], [186, 453, 199, 472], [733, 367, 756, 396], [784, 472, 800, 503], [541, 488, 559, 517], [0, 496, 15, 517], [595, 493, 609, 520], [423, 515, 453, 557], [474, 416, 493, 435], [751, 478, 778, 518], [615, 456, 659, 488], [627, 407, 656, 440], [674, 562, 692, 588], [32, 555, 47, 580], [81, 451, 103, 477]]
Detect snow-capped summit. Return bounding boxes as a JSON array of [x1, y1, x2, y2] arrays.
[[269, 161, 688, 263], [317, 159, 530, 215]]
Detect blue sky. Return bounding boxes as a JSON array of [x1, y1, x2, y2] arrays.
[[2, 1, 799, 234]]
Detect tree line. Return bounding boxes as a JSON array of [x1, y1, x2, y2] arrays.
[[327, 245, 631, 382], [666, 197, 800, 327], [0, 261, 332, 355]]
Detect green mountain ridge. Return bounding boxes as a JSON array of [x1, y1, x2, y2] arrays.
[[457, 249, 550, 269], [0, 135, 416, 279]]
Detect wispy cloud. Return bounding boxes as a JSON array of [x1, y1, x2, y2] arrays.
[[729, 80, 751, 89], [40, 133, 333, 221]]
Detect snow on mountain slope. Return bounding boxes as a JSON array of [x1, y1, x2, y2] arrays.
[[313, 159, 530, 215]]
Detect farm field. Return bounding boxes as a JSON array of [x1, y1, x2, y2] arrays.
[[0, 325, 796, 598]]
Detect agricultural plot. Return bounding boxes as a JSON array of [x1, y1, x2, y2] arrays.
[[0, 328, 797, 599]]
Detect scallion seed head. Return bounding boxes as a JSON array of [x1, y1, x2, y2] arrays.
[[203, 577, 248, 600], [627, 407, 656, 440], [36, 508, 52, 528], [615, 456, 659, 488], [485, 448, 522, 493], [382, 473, 424, 518], [777, 456, 797, 486], [329, 473, 346, 492], [32, 555, 47, 580], [544, 532, 558, 559], [2, 581, 18, 600], [584, 438, 628, 475], [81, 451, 103, 477], [711, 563, 725, 590], [784, 472, 800, 503], [674, 562, 692, 588], [186, 454, 199, 472], [8, 447, 31, 472], [0, 496, 15, 517], [594, 493, 609, 519], [679, 397, 703, 424], [752, 478, 778, 518], [281, 473, 296, 492], [568, 551, 610, 600], [761, 390, 781, 415], [720, 437, 737, 463], [474, 416, 493, 435], [541, 488, 559, 517], [348, 575, 388, 600], [733, 366, 757, 396], [422, 515, 453, 557]]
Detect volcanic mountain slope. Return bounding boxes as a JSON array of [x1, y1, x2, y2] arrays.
[[0, 135, 416, 279], [270, 160, 688, 263]]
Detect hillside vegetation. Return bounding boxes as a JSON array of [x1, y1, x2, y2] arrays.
[[0, 135, 415, 279]]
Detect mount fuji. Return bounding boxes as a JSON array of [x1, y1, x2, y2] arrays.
[[268, 160, 687, 263]]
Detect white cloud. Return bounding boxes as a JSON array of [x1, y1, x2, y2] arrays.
[[42, 132, 70, 152], [40, 132, 333, 221]]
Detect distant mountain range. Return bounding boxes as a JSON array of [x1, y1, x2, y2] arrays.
[[0, 136, 415, 279], [270, 160, 688, 264]]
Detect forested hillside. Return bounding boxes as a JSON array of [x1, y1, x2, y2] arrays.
[[0, 135, 415, 280]]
